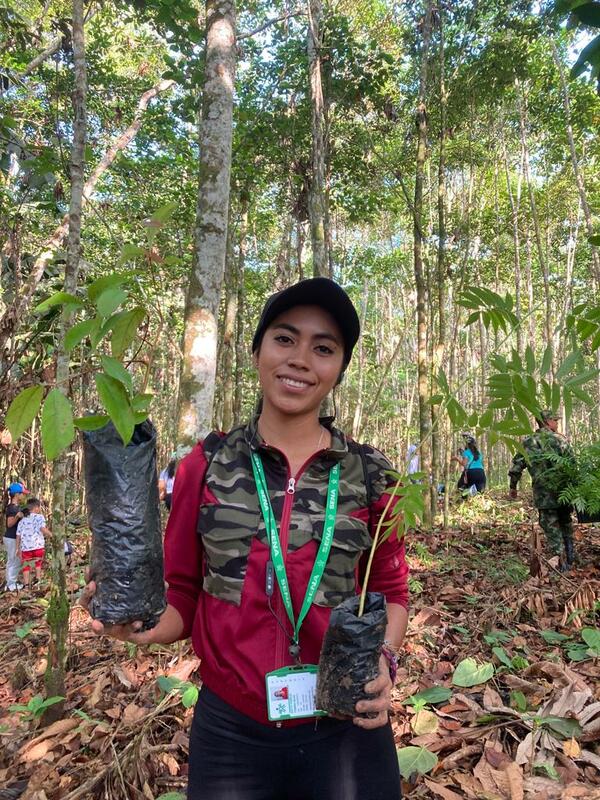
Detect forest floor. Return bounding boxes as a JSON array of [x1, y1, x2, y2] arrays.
[[0, 492, 599, 800]]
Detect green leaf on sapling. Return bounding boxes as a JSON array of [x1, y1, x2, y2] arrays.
[[96, 286, 127, 318], [64, 318, 100, 352], [73, 415, 109, 431], [111, 307, 146, 357], [41, 389, 75, 460], [101, 355, 132, 392], [6, 385, 44, 440], [95, 374, 135, 446], [35, 291, 85, 313]]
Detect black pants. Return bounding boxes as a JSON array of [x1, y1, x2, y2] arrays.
[[465, 468, 486, 492], [164, 494, 172, 511], [187, 687, 401, 800]]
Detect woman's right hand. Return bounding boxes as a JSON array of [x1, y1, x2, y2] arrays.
[[79, 577, 185, 645]]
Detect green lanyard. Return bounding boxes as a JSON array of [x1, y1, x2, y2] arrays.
[[250, 452, 340, 655]]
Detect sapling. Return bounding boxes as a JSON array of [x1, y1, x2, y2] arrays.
[[317, 471, 424, 715]]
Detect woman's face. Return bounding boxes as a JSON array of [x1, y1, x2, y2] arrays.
[[255, 305, 345, 418]]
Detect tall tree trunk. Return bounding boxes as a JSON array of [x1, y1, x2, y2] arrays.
[[0, 78, 175, 355], [502, 134, 524, 356], [221, 210, 238, 432], [516, 81, 552, 350], [233, 194, 248, 423], [431, 9, 446, 520], [307, 0, 329, 277], [177, 0, 236, 449], [351, 280, 369, 438], [413, 0, 433, 527], [44, 0, 86, 718], [551, 41, 600, 286]]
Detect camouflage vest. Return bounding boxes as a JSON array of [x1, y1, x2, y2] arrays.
[[510, 429, 575, 509], [197, 418, 393, 607]]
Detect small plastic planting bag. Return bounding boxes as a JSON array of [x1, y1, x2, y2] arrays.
[[83, 420, 166, 630], [316, 592, 387, 717]]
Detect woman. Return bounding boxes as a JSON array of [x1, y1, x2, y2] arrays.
[[453, 433, 486, 493], [158, 456, 177, 511], [82, 278, 409, 800], [4, 482, 28, 592]]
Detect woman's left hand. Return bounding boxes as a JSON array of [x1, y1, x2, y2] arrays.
[[353, 654, 392, 729]]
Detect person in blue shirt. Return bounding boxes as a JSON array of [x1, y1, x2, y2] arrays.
[[452, 433, 486, 494]]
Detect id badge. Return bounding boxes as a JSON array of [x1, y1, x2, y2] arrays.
[[265, 665, 327, 722]]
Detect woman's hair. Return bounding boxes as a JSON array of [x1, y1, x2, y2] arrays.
[[464, 436, 480, 461], [167, 459, 177, 479]]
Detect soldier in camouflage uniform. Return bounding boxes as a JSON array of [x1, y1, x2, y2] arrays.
[[509, 409, 576, 570]]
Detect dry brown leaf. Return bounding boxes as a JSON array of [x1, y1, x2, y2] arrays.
[[453, 772, 486, 799], [409, 733, 443, 749], [166, 657, 201, 682], [21, 740, 50, 763], [561, 785, 600, 799], [577, 749, 600, 771], [19, 717, 78, 756], [113, 662, 138, 689], [88, 672, 109, 708], [440, 743, 482, 770], [104, 706, 121, 720], [160, 752, 180, 776], [523, 776, 562, 799], [412, 708, 439, 735], [424, 778, 464, 800], [411, 607, 443, 628], [485, 745, 513, 770], [505, 761, 524, 800], [439, 718, 462, 731], [142, 781, 154, 800], [563, 738, 581, 759], [122, 703, 146, 725], [474, 749, 513, 799]]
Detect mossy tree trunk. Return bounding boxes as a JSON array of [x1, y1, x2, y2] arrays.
[[44, 0, 87, 720], [177, 0, 237, 449]]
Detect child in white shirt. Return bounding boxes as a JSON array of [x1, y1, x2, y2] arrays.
[[16, 498, 50, 587]]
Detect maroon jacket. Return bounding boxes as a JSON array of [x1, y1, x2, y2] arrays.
[[164, 422, 409, 725]]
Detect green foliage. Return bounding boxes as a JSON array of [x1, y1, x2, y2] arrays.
[[156, 675, 199, 709], [15, 621, 36, 639], [458, 286, 518, 334], [452, 657, 495, 687], [396, 746, 438, 778], [402, 687, 452, 706], [6, 386, 44, 441], [10, 695, 64, 722], [3, 199, 171, 455], [41, 389, 75, 460], [550, 443, 600, 514]]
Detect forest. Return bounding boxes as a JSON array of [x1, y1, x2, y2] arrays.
[[1, 0, 600, 798]]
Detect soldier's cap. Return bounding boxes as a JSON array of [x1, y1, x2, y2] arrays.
[[252, 278, 360, 367], [538, 409, 560, 423]]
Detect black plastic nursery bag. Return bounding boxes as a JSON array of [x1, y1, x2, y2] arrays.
[[316, 592, 388, 717], [83, 419, 166, 629]]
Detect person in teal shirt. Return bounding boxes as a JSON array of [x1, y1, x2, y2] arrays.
[[452, 433, 486, 493]]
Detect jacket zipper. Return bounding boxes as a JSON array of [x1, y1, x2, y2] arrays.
[[266, 447, 329, 668]]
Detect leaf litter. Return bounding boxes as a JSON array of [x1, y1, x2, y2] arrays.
[[0, 492, 598, 798]]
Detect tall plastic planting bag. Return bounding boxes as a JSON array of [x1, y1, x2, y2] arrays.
[[316, 592, 387, 717], [83, 420, 166, 629]]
